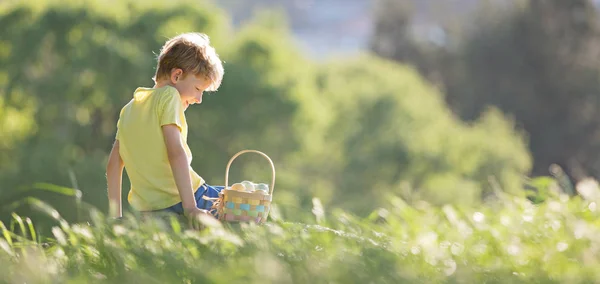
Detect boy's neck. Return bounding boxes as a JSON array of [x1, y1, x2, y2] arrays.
[[154, 80, 174, 89]]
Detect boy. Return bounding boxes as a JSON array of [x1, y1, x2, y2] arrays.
[[106, 32, 224, 221]]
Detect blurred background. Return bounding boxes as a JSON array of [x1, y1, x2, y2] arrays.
[[1, 0, 599, 229]]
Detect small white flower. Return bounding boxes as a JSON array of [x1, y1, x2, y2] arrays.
[[548, 201, 561, 212], [556, 242, 568, 252], [589, 202, 597, 212], [500, 215, 511, 226], [507, 244, 520, 255], [451, 243, 464, 255], [473, 212, 485, 223], [417, 232, 438, 249], [444, 259, 457, 276], [411, 246, 421, 255], [577, 178, 600, 200], [574, 221, 588, 239]]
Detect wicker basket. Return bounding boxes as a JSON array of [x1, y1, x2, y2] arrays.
[[217, 150, 275, 224]]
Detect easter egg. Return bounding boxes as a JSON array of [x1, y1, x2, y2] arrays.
[[231, 183, 245, 191], [256, 183, 269, 192], [241, 181, 255, 192]]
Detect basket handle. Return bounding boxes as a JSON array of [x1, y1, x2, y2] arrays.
[[224, 150, 276, 195]]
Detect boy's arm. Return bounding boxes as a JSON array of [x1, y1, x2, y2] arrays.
[[106, 140, 124, 218], [162, 124, 201, 213]]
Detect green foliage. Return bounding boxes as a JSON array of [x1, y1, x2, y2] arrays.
[[525, 176, 559, 204], [298, 57, 530, 212], [2, 191, 600, 283]]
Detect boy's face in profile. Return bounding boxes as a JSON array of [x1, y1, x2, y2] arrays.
[[172, 70, 213, 110]]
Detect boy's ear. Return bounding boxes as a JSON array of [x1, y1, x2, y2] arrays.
[[170, 68, 183, 83]]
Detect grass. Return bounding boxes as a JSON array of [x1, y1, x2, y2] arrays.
[[1, 186, 600, 283]]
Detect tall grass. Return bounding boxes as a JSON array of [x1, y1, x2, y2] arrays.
[[1, 181, 600, 283]]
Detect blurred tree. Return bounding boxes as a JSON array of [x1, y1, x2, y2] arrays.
[[371, 0, 600, 183], [370, 0, 466, 92], [461, 0, 600, 182], [300, 56, 531, 213]]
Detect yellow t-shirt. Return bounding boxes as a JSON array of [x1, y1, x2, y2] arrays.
[[116, 85, 204, 211]]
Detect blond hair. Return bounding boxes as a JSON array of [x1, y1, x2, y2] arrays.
[[153, 33, 224, 91]]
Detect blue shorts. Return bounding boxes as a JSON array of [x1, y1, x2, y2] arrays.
[[154, 184, 224, 216]]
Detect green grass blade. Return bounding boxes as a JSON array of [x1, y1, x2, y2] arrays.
[[25, 217, 37, 242], [11, 213, 26, 239], [0, 221, 12, 246], [31, 182, 79, 196]]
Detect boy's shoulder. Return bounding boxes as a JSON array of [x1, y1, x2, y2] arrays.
[[119, 86, 179, 115], [125, 85, 179, 109], [133, 85, 179, 100]]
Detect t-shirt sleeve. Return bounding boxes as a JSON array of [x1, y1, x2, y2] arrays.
[[158, 90, 184, 131], [115, 107, 125, 140]]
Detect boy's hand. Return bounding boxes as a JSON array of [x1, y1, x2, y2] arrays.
[[184, 207, 212, 229]]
